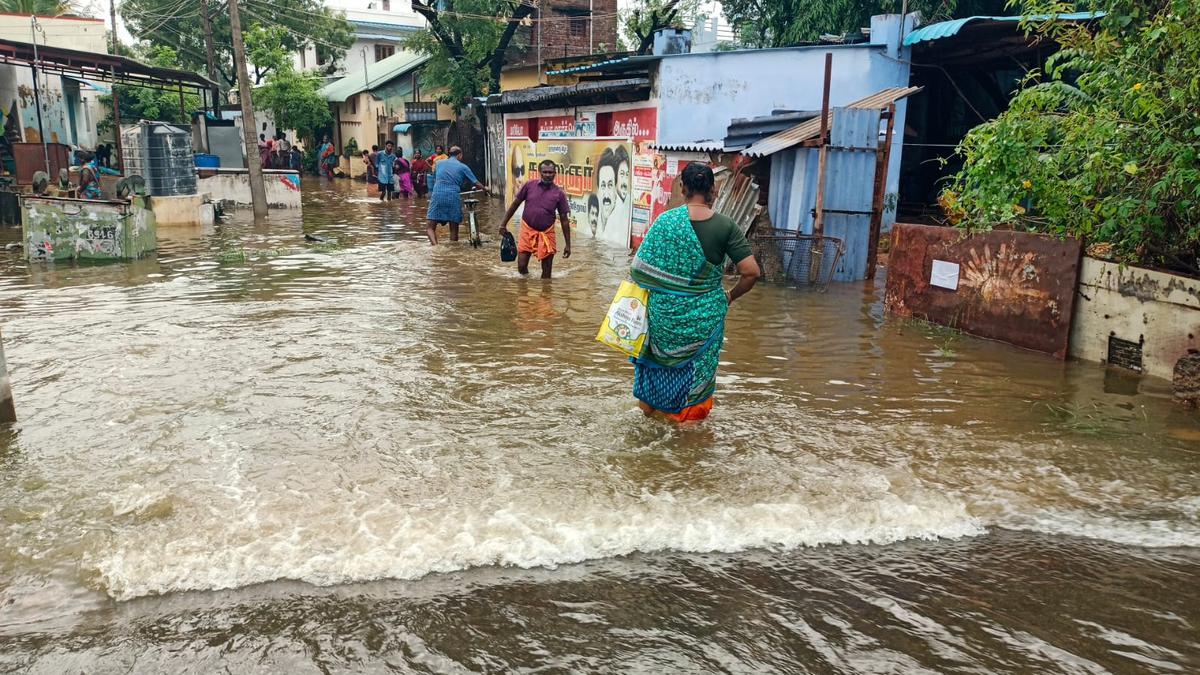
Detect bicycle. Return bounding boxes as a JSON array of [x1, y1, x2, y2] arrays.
[[461, 190, 484, 248]]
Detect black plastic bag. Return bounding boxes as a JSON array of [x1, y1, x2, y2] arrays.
[[500, 230, 518, 262]]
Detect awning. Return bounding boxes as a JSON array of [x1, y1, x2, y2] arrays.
[[904, 12, 1104, 46], [651, 141, 725, 153], [393, 123, 411, 133], [63, 75, 110, 94], [0, 37, 217, 92]]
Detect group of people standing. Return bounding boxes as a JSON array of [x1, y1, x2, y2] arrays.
[[363, 142, 440, 201], [258, 133, 302, 171], [360, 142, 487, 247]]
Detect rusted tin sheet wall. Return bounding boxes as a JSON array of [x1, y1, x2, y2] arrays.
[[884, 223, 1082, 358], [824, 107, 881, 281]]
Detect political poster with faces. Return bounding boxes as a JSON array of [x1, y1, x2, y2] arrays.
[[505, 138, 635, 250]]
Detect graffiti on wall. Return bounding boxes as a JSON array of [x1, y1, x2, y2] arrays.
[[22, 197, 156, 262], [884, 223, 1083, 359]]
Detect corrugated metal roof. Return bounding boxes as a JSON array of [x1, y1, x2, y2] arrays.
[[318, 50, 429, 103], [742, 86, 922, 158], [724, 110, 819, 151], [487, 78, 651, 111], [544, 55, 661, 76], [546, 57, 630, 76], [903, 12, 1104, 46]]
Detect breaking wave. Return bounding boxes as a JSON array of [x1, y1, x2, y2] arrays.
[[94, 486, 984, 601]]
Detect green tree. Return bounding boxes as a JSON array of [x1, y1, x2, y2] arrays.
[[623, 0, 706, 55], [721, 0, 1009, 48], [405, 0, 536, 106], [249, 25, 331, 142], [947, 0, 1200, 274], [121, 0, 354, 89], [97, 45, 201, 134]]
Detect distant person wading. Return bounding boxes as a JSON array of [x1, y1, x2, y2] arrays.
[[630, 163, 761, 422]]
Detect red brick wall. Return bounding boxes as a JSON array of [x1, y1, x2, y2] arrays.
[[506, 0, 620, 69]]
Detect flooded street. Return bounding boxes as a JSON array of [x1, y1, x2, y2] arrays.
[[1, 180, 1198, 673]]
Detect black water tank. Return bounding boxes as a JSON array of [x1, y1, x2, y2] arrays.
[[120, 121, 198, 197]]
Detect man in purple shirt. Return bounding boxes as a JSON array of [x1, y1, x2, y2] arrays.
[[498, 159, 572, 278]]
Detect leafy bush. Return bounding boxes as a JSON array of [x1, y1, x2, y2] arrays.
[[946, 0, 1200, 275]]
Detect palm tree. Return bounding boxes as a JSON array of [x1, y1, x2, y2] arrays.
[[0, 0, 75, 16]]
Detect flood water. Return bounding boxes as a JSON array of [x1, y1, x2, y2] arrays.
[[0, 180, 1198, 673]]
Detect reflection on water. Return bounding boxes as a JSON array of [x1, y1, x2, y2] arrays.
[[0, 180, 1197, 673]]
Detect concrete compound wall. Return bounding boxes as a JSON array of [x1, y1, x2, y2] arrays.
[[1070, 257, 1200, 382], [197, 170, 302, 209], [150, 194, 216, 227]]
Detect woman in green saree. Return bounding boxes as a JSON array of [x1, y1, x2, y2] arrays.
[[630, 163, 761, 422]]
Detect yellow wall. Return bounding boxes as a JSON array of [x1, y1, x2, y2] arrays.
[[336, 92, 386, 155], [500, 67, 542, 92]]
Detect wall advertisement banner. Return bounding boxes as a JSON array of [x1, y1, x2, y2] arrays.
[[505, 138, 634, 250], [537, 116, 577, 139], [611, 107, 658, 145], [506, 117, 530, 139]]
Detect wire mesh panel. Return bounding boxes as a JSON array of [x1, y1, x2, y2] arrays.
[[748, 228, 845, 290]]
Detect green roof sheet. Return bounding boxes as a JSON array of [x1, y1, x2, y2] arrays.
[[318, 50, 430, 102]]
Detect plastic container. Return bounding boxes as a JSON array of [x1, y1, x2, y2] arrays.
[[194, 153, 220, 169], [120, 121, 198, 196]]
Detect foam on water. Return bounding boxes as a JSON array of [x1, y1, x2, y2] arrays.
[[997, 510, 1200, 549], [93, 483, 984, 601]]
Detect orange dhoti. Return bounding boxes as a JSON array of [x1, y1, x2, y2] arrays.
[[517, 220, 557, 260]]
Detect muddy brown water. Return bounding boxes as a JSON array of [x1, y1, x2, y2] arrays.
[[0, 181, 1198, 673]]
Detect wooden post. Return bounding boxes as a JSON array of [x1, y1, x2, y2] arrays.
[[866, 102, 897, 280], [812, 52, 833, 237], [0, 329, 15, 423], [229, 0, 268, 218], [808, 53, 833, 284]]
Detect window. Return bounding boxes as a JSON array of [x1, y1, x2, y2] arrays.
[[570, 17, 587, 38], [375, 44, 395, 62], [350, 96, 357, 116], [382, 0, 391, 9]]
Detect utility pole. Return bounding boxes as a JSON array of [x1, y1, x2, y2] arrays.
[[109, 0, 118, 54], [199, 0, 220, 114], [107, 0, 124, 169], [30, 18, 49, 177], [228, 0, 268, 218]]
